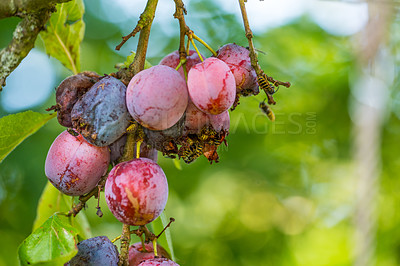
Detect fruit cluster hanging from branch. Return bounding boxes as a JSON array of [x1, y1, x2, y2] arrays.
[[17, 0, 292, 265]]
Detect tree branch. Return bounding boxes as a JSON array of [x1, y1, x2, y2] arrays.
[[173, 0, 189, 68], [0, 9, 52, 90], [129, 0, 159, 76], [0, 0, 70, 19]]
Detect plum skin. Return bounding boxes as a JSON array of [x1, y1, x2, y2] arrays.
[[187, 57, 236, 115], [65, 236, 119, 266], [45, 130, 110, 196], [55, 72, 99, 127], [71, 76, 131, 147], [105, 158, 168, 226], [126, 65, 188, 130], [216, 43, 258, 94], [159, 50, 204, 78], [138, 258, 179, 266], [129, 242, 170, 266], [209, 110, 230, 132], [183, 100, 210, 134]]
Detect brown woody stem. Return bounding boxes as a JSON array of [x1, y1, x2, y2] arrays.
[[119, 224, 131, 266], [118, 1, 158, 264], [173, 0, 189, 76], [238, 0, 262, 76]]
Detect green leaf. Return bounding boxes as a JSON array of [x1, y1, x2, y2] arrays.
[[33, 181, 92, 240], [173, 158, 182, 170], [18, 214, 79, 265], [0, 111, 56, 164], [40, 0, 85, 74], [123, 51, 153, 69], [150, 212, 175, 261]]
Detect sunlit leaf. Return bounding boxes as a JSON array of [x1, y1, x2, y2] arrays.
[[33, 181, 92, 240], [40, 0, 85, 74], [173, 158, 182, 170], [123, 51, 153, 69], [18, 214, 78, 265], [0, 111, 56, 164]]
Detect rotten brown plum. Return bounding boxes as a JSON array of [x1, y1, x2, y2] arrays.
[[54, 72, 100, 127]]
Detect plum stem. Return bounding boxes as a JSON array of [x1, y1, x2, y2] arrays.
[[66, 171, 109, 217], [152, 239, 158, 257], [192, 33, 217, 57], [140, 234, 148, 252], [189, 36, 203, 62], [136, 141, 142, 159]]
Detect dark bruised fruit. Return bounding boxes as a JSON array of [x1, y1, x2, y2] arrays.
[[71, 76, 131, 147], [45, 130, 110, 196], [105, 158, 168, 226], [65, 236, 119, 266], [187, 57, 236, 115], [142, 113, 185, 157], [216, 43, 259, 96], [183, 100, 210, 135], [159, 50, 204, 78], [109, 135, 158, 164], [129, 242, 170, 266], [53, 71, 100, 127], [179, 110, 230, 164], [138, 258, 180, 266], [126, 65, 188, 130]]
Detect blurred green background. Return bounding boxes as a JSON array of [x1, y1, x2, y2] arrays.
[[1, 0, 399, 265]]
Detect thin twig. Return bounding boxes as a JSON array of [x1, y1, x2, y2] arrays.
[[237, 0, 290, 103], [156, 218, 175, 238], [130, 0, 159, 76], [67, 173, 108, 217], [115, 1, 157, 51], [173, 0, 190, 76]]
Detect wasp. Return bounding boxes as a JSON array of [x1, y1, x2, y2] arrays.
[[259, 100, 275, 121], [257, 72, 278, 95], [179, 137, 204, 164], [67, 128, 79, 136], [199, 126, 217, 141]]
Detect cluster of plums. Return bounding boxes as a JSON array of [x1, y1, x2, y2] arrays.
[[66, 236, 177, 265], [45, 43, 258, 265]]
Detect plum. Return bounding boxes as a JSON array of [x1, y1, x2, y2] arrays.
[[105, 158, 168, 225], [126, 65, 188, 131], [187, 57, 236, 115], [45, 130, 110, 196], [71, 76, 131, 147]]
